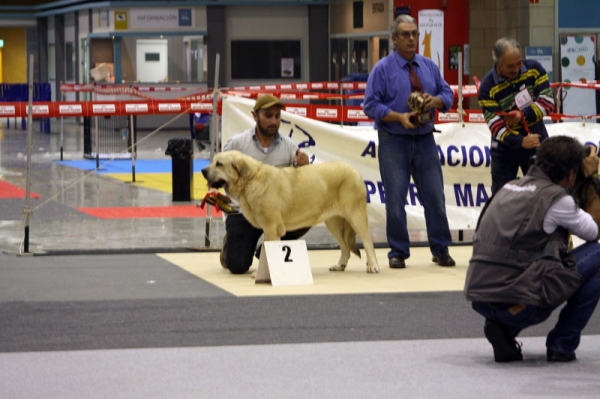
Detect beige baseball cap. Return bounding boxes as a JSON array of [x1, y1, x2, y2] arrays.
[[253, 94, 285, 112]]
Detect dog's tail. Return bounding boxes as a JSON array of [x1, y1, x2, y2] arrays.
[[343, 220, 361, 259]]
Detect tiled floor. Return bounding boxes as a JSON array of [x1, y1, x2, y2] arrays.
[[1, 120, 210, 252]]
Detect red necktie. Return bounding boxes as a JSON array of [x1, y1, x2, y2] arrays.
[[408, 61, 424, 93]]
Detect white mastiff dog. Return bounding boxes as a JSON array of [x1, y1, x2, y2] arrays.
[[202, 150, 380, 273]]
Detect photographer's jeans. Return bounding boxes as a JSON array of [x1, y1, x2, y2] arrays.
[[377, 130, 452, 260], [473, 241, 600, 355]]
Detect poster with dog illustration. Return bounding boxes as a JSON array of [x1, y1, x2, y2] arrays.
[[418, 9, 444, 76]]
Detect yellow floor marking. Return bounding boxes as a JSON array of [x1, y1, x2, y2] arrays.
[[105, 173, 210, 201], [158, 246, 472, 297]]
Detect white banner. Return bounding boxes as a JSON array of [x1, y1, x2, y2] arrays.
[[418, 9, 444, 75], [221, 95, 600, 231], [560, 35, 596, 117]]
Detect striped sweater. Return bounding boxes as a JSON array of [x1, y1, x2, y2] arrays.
[[478, 59, 554, 157]]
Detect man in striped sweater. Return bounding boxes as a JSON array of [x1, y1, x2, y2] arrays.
[[478, 37, 555, 194]]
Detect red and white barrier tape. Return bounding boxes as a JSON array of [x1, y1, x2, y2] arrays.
[[61, 81, 481, 98], [3, 99, 599, 125], [60, 83, 208, 93], [0, 100, 370, 122]]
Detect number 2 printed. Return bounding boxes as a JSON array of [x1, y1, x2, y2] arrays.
[[282, 245, 293, 262]]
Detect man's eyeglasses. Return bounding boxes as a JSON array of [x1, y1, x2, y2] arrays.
[[398, 30, 420, 39]]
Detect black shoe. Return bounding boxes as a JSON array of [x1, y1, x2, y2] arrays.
[[255, 244, 262, 260], [547, 348, 576, 362], [432, 251, 456, 267], [389, 256, 406, 269], [220, 235, 227, 269], [484, 319, 523, 362]]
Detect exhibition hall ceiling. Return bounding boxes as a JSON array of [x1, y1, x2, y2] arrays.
[[0, 1, 180, 13]]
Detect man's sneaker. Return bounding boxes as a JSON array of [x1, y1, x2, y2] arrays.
[[220, 235, 227, 269], [484, 319, 523, 362], [432, 251, 456, 267], [547, 348, 576, 362]]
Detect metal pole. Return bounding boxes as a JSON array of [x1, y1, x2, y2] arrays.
[[209, 53, 220, 162], [340, 83, 344, 127], [94, 91, 100, 169], [458, 50, 464, 127], [60, 87, 64, 160], [130, 114, 136, 182], [23, 54, 34, 253], [205, 53, 220, 248], [457, 50, 464, 243]]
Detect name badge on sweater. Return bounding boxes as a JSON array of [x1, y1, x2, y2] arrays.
[[514, 87, 533, 110]]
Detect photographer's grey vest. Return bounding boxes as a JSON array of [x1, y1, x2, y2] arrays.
[[465, 165, 582, 307]]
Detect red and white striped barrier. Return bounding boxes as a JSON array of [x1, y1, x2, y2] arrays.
[[0, 100, 372, 122], [3, 99, 597, 124], [551, 81, 600, 90], [60, 81, 482, 100], [0, 100, 216, 118], [60, 83, 208, 92]]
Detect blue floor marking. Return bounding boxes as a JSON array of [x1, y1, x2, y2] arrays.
[[55, 159, 210, 174]]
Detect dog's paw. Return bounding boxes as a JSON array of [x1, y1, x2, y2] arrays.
[[366, 264, 380, 273], [251, 271, 257, 279], [329, 264, 346, 272]]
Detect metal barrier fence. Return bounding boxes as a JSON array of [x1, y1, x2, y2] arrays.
[[83, 115, 135, 159]]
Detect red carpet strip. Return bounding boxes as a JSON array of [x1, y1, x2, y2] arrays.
[[0, 180, 41, 199], [77, 205, 222, 219]]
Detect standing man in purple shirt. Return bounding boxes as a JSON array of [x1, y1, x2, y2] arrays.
[[362, 14, 456, 269]]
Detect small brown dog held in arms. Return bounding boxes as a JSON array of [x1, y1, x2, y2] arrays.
[[201, 150, 380, 273], [407, 91, 427, 114], [407, 92, 433, 126]]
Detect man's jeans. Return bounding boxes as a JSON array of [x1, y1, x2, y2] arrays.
[[473, 241, 600, 355], [377, 130, 452, 260], [224, 214, 310, 274], [490, 155, 533, 195]]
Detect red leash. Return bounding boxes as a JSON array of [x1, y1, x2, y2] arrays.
[[198, 192, 239, 214], [496, 111, 531, 134]]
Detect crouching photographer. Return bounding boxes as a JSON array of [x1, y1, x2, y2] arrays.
[[465, 135, 600, 363]]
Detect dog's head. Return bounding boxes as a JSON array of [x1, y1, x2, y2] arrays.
[[407, 92, 427, 113], [201, 150, 256, 192]]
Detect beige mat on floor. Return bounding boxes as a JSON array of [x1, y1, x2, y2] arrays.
[[159, 246, 472, 297]]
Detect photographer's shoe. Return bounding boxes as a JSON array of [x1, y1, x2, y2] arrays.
[[484, 319, 523, 362], [547, 348, 576, 362]]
